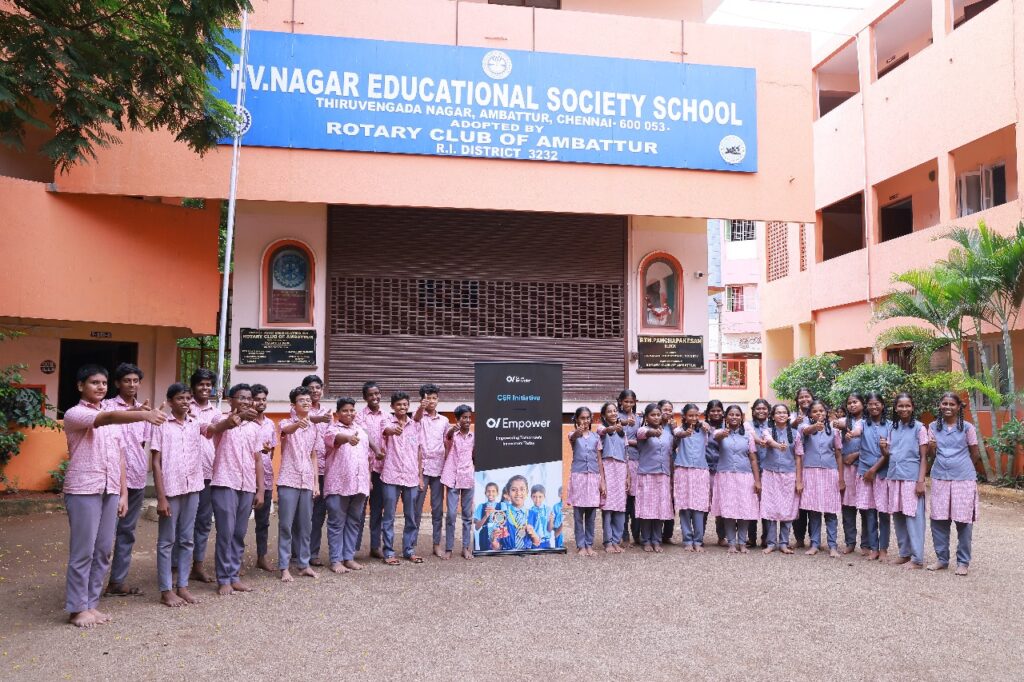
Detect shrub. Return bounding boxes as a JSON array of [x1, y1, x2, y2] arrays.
[[827, 363, 909, 409], [48, 456, 70, 493], [0, 330, 61, 475], [905, 371, 979, 414], [770, 353, 842, 403]]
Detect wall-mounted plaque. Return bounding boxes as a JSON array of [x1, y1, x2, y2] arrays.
[[637, 335, 704, 372], [238, 328, 316, 367]]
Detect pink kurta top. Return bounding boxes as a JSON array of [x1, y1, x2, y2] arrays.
[[418, 412, 451, 477], [355, 406, 387, 474], [380, 415, 422, 488], [189, 399, 221, 480], [276, 416, 319, 490], [150, 414, 205, 498], [205, 414, 260, 493], [440, 430, 475, 490], [323, 423, 371, 497], [63, 401, 123, 495], [253, 415, 279, 489], [101, 395, 150, 490]]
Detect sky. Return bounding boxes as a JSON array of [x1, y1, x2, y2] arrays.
[[708, 0, 873, 49]]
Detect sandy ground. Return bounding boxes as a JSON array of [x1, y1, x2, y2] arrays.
[[1, 495, 1024, 681]]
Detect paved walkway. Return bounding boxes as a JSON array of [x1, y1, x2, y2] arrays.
[[1, 494, 1023, 680]]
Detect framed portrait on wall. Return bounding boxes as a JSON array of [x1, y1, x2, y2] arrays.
[[638, 251, 683, 332]]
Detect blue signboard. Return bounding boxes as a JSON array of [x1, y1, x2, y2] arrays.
[[212, 30, 757, 172]]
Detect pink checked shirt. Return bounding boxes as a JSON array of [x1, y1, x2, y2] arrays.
[[205, 414, 260, 493], [418, 412, 451, 478], [380, 415, 422, 488], [63, 401, 123, 495], [150, 414, 204, 498], [440, 430, 475, 490], [355, 406, 387, 474], [277, 416, 319, 491], [101, 395, 150, 490], [322, 423, 371, 497], [189, 399, 221, 480], [291, 403, 331, 475], [253, 416, 279, 489]]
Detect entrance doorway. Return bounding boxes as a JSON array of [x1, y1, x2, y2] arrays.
[[58, 339, 139, 414]]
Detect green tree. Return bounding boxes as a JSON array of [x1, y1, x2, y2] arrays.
[[770, 353, 842, 403], [827, 363, 909, 409], [0, 0, 250, 171]]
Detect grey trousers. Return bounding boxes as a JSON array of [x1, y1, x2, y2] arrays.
[[417, 475, 445, 546], [64, 492, 119, 612], [211, 486, 254, 585], [254, 488, 273, 557], [445, 487, 474, 551], [326, 493, 366, 563], [574, 507, 597, 548], [190, 479, 214, 566], [931, 518, 973, 567], [893, 495, 927, 565], [308, 475, 327, 559], [278, 486, 313, 569], [157, 493, 199, 591], [109, 487, 145, 585], [382, 483, 419, 559]]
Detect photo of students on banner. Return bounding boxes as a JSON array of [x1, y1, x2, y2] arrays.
[[474, 461, 564, 553]]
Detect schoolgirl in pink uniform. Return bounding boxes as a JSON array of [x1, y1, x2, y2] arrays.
[[746, 398, 772, 547], [323, 397, 371, 573], [789, 387, 815, 548], [760, 404, 802, 554], [711, 405, 761, 553], [672, 404, 711, 552], [597, 402, 628, 553], [616, 390, 640, 546], [854, 392, 892, 561], [835, 393, 865, 555], [798, 400, 844, 557], [881, 393, 928, 569], [927, 392, 981, 576], [635, 403, 675, 553], [567, 407, 604, 556]]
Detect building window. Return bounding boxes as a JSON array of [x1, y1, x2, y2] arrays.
[[886, 346, 915, 373], [799, 223, 808, 271], [766, 221, 789, 282], [727, 219, 756, 242], [957, 163, 1007, 217], [263, 241, 314, 326], [726, 285, 745, 312], [638, 252, 683, 332]]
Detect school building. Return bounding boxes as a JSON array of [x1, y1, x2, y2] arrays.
[[0, 0, 814, 490], [757, 0, 1024, 431]]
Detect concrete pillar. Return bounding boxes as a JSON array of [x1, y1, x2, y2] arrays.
[[931, 0, 952, 42], [795, 322, 813, 358], [937, 152, 957, 223]]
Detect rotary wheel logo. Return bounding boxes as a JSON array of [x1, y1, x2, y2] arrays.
[[719, 135, 746, 165], [482, 50, 512, 80], [233, 105, 253, 137]]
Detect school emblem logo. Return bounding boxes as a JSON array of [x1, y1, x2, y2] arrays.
[[482, 50, 512, 80], [719, 135, 746, 165], [233, 105, 253, 137]]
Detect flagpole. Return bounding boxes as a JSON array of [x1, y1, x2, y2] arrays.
[[215, 10, 250, 407]]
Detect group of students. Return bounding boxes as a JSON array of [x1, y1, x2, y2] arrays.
[[60, 363, 477, 628], [566, 389, 981, 576]]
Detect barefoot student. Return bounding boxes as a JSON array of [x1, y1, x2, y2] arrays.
[[63, 365, 166, 628], [380, 391, 425, 564], [761, 404, 802, 555], [835, 394, 865, 555], [298, 375, 332, 567], [203, 383, 265, 595], [323, 397, 370, 573], [855, 392, 892, 562], [790, 388, 815, 548], [616, 390, 641, 546], [441, 404, 476, 560], [103, 363, 150, 598], [598, 402, 628, 553], [150, 383, 204, 607], [798, 400, 844, 558], [711, 405, 761, 554], [355, 381, 387, 558], [635, 403, 674, 554], [186, 368, 220, 584], [276, 387, 320, 582], [881, 393, 928, 570], [567, 406, 603, 556], [413, 383, 450, 559], [672, 404, 711, 552], [927, 392, 980, 576], [251, 384, 279, 573]]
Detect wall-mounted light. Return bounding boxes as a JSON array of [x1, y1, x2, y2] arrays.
[[694, 271, 706, 279]]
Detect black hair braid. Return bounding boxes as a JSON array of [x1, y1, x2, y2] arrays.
[[958, 403, 965, 432], [771, 423, 795, 445]]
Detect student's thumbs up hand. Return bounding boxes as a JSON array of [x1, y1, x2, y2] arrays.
[[145, 410, 168, 426], [298, 417, 311, 429]]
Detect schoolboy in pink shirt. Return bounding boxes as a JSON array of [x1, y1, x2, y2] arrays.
[[441, 404, 475, 560], [186, 368, 220, 584], [355, 381, 387, 558], [203, 383, 265, 596], [277, 386, 321, 582], [413, 383, 451, 558], [250, 384, 279, 572], [62, 365, 166, 628], [380, 391, 424, 565], [297, 375, 332, 567], [323, 397, 371, 573], [102, 362, 150, 598], [151, 383, 204, 607]]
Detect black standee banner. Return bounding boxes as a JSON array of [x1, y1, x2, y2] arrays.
[[473, 362, 565, 555]]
